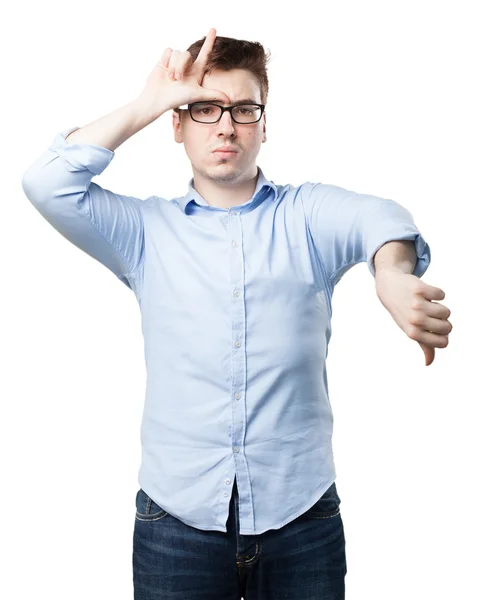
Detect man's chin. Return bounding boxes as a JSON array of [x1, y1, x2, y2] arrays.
[[211, 172, 241, 183]]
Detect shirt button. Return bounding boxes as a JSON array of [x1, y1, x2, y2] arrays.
[[233, 446, 240, 453], [232, 240, 238, 247], [223, 491, 228, 497], [234, 340, 241, 348], [235, 392, 241, 400], [231, 211, 237, 216], [233, 289, 240, 297], [225, 478, 231, 485]]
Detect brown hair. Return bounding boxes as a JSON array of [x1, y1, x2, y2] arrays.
[[173, 34, 272, 116]]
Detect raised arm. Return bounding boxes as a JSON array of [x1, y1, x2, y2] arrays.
[[21, 28, 231, 291], [21, 122, 147, 291]]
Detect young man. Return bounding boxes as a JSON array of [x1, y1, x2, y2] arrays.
[[21, 28, 451, 600]]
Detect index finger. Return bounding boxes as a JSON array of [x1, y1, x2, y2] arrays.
[[195, 28, 217, 65]]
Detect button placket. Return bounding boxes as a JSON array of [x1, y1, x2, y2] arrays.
[[229, 211, 246, 469]]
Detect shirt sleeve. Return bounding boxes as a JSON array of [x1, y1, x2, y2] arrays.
[[21, 126, 145, 290], [301, 182, 431, 289]]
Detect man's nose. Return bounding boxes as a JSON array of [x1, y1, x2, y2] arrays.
[[216, 110, 236, 133]]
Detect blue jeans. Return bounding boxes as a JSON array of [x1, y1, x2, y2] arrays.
[[133, 478, 347, 599]]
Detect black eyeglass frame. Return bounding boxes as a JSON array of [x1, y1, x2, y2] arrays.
[[183, 102, 266, 124]]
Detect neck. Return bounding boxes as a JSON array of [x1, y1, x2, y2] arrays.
[[192, 167, 259, 209]]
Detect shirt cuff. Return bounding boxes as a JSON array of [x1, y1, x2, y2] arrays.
[[48, 126, 115, 176]]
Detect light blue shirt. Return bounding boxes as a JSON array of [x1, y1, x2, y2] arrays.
[[22, 126, 431, 534]]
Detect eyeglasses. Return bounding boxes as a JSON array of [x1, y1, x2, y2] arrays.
[[183, 102, 265, 124]]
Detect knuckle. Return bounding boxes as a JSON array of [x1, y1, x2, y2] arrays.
[[406, 324, 418, 339], [409, 312, 422, 326], [414, 283, 424, 294]]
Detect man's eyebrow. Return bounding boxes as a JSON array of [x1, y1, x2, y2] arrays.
[[207, 98, 259, 105]]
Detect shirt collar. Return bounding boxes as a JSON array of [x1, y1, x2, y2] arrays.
[[175, 166, 279, 213]]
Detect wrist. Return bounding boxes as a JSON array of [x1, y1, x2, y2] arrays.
[[130, 96, 169, 125]]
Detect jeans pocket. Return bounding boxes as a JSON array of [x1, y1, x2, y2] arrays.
[[303, 482, 341, 519], [135, 488, 168, 522]]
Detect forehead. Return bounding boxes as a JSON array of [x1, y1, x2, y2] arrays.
[[202, 68, 261, 103]]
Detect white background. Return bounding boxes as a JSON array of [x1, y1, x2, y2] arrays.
[[2, 0, 477, 598]]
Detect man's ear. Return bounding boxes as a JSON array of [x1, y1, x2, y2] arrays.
[[173, 110, 183, 144], [262, 112, 267, 143]]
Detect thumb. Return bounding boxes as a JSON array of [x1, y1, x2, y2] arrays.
[[419, 341, 435, 367]]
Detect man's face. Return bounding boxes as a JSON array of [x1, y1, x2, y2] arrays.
[[172, 68, 267, 184]]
